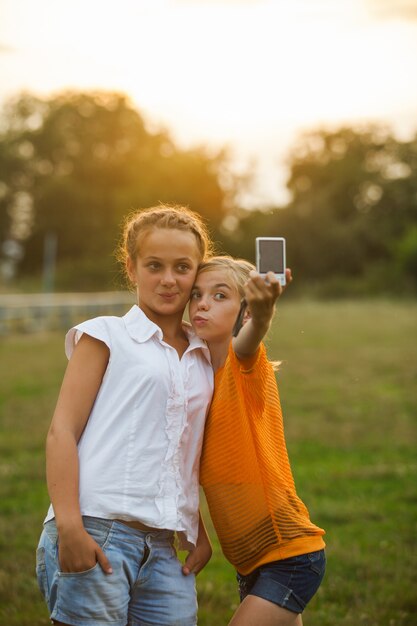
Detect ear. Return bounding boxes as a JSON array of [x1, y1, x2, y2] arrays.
[[126, 257, 136, 284], [242, 308, 251, 325]]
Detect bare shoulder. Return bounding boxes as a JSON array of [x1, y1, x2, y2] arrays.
[[71, 332, 110, 359]]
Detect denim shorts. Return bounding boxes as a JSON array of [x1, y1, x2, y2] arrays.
[[237, 549, 326, 614], [36, 516, 197, 626]]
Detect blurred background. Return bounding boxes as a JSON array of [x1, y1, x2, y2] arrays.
[[1, 0, 417, 298], [0, 1, 416, 625]]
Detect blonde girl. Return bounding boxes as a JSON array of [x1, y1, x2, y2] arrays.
[[189, 257, 326, 626], [36, 205, 214, 626]]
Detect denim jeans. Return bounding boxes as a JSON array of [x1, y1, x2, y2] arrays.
[[36, 516, 197, 626], [237, 550, 326, 614]]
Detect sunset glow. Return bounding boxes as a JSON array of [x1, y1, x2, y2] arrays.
[[1, 0, 417, 205]]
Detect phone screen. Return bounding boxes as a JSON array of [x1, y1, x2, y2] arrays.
[[258, 239, 285, 274]]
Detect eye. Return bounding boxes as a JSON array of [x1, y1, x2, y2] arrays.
[[190, 290, 201, 300], [177, 263, 191, 273], [214, 292, 226, 300], [147, 262, 161, 271]]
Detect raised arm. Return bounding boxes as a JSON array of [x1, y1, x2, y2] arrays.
[[232, 268, 292, 358], [46, 333, 112, 574]]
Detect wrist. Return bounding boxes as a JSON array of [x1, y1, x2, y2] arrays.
[[251, 316, 271, 335], [55, 515, 84, 535]]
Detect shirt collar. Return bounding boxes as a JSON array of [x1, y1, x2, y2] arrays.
[[123, 305, 163, 343], [123, 305, 212, 365], [183, 322, 212, 365]]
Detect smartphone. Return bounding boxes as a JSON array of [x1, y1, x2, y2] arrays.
[[256, 237, 286, 286]]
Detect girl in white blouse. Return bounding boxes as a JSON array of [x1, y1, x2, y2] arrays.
[[36, 205, 214, 626]]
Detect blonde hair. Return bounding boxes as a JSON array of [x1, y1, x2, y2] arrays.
[[118, 204, 213, 284], [197, 256, 255, 298]]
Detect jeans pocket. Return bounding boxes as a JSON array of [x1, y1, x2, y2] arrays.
[[55, 563, 122, 621], [36, 546, 49, 600], [82, 518, 112, 551], [59, 561, 102, 577]]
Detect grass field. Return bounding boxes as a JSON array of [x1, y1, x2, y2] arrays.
[[0, 299, 416, 625]]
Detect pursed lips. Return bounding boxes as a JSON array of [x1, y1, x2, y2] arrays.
[[192, 315, 209, 325]]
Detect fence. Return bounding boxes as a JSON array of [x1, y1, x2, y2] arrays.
[[0, 292, 135, 335]]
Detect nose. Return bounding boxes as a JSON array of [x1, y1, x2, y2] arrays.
[[160, 269, 176, 287], [197, 297, 209, 311]]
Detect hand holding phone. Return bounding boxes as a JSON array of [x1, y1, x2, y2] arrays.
[[256, 237, 286, 286]]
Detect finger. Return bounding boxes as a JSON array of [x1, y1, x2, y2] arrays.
[[182, 564, 191, 576], [192, 560, 207, 575], [265, 272, 281, 298], [278, 268, 292, 294], [247, 270, 269, 291], [182, 552, 199, 576], [247, 275, 281, 301], [246, 275, 271, 297], [244, 280, 262, 298], [250, 271, 280, 296], [182, 553, 195, 574], [265, 271, 279, 286], [245, 284, 276, 309], [96, 546, 113, 574], [183, 560, 202, 576]]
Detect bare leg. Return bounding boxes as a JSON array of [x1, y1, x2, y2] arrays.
[[228, 595, 303, 626]]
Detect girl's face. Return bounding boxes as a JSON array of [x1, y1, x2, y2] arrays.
[[189, 269, 242, 344], [127, 228, 201, 321]]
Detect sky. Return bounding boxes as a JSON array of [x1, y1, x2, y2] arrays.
[[1, 0, 417, 207]]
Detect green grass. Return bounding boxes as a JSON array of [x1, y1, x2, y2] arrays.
[[0, 300, 416, 625]]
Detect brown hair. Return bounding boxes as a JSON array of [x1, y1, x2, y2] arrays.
[[118, 204, 213, 284]]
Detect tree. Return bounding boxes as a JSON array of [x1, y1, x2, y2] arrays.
[[284, 126, 417, 278], [0, 91, 239, 288], [221, 125, 417, 293]]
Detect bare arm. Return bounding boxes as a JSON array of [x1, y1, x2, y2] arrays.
[[182, 511, 213, 576], [232, 268, 292, 358], [46, 333, 112, 573]]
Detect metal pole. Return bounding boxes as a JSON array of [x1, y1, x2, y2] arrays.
[[42, 231, 57, 293]]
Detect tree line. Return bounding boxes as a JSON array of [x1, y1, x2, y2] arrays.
[[0, 90, 416, 295]]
